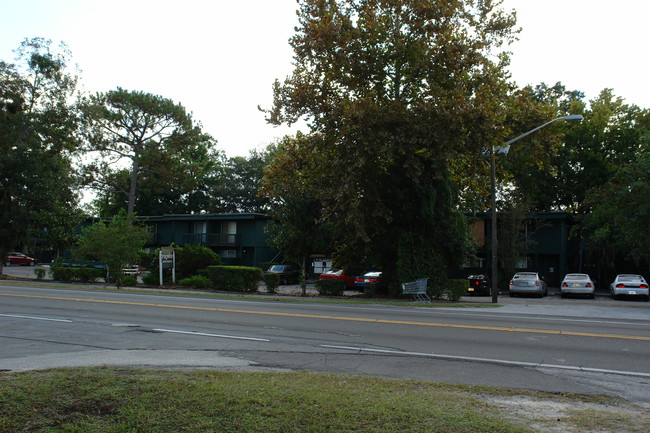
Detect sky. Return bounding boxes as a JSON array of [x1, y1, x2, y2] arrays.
[[1, 0, 648, 157]]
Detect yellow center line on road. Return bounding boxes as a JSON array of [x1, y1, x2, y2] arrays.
[[2, 292, 649, 341]]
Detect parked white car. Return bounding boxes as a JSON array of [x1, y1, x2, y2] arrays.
[[509, 272, 547, 297], [610, 274, 649, 301], [561, 273, 595, 299]]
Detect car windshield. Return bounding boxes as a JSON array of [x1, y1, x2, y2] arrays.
[[619, 275, 643, 282], [514, 273, 536, 279], [324, 269, 343, 275], [269, 265, 285, 272], [565, 274, 589, 280]]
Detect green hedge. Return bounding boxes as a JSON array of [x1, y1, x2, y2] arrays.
[[207, 266, 262, 292], [263, 272, 280, 294], [50, 266, 104, 283], [315, 279, 345, 296], [446, 279, 469, 302], [179, 275, 211, 289]]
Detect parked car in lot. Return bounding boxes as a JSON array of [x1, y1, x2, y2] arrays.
[[318, 269, 356, 288], [610, 274, 649, 301], [467, 274, 491, 296], [561, 273, 595, 298], [509, 272, 547, 297], [4, 252, 38, 266], [354, 271, 382, 290], [265, 264, 300, 285]]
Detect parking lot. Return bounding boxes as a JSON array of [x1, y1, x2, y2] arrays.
[[3, 264, 649, 309]]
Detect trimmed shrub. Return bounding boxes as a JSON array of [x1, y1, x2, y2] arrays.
[[50, 265, 74, 282], [50, 266, 103, 283], [34, 268, 47, 280], [315, 279, 345, 296], [121, 275, 138, 287], [176, 244, 222, 280], [446, 279, 468, 301], [142, 272, 159, 286], [78, 267, 104, 283], [263, 272, 280, 294], [207, 266, 263, 292], [179, 275, 211, 289]]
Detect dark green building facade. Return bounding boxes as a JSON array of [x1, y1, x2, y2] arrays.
[[140, 213, 275, 268]]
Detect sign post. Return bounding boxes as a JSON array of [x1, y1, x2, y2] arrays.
[[159, 247, 176, 286]]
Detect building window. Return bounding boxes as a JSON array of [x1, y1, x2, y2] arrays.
[[221, 250, 237, 259]]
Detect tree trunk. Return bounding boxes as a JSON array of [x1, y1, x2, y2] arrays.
[[128, 160, 139, 216]]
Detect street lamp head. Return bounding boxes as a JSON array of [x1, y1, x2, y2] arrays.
[[562, 114, 584, 121]]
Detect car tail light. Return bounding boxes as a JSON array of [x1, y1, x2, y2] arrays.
[[509, 281, 514, 285], [586, 283, 592, 287], [616, 283, 625, 288], [475, 281, 479, 286], [641, 284, 649, 289], [535, 282, 540, 286], [562, 282, 568, 287]]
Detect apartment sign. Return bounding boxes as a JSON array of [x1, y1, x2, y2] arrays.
[[159, 247, 176, 285]]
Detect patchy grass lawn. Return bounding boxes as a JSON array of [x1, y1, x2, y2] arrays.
[[1, 368, 647, 433]]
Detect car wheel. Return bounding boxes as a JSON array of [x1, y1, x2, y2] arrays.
[[29, 261, 36, 266], [4, 261, 10, 267]]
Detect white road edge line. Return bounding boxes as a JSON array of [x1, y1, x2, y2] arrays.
[[153, 328, 270, 342], [320, 344, 650, 378], [0, 314, 73, 323]]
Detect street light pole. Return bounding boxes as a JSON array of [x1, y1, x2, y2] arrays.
[[490, 114, 583, 304]]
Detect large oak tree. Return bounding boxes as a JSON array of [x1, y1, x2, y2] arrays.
[[263, 0, 519, 291], [1, 38, 82, 267]]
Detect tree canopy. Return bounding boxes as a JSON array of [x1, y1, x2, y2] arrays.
[[0, 38, 82, 264], [263, 0, 520, 289], [81, 88, 217, 216]]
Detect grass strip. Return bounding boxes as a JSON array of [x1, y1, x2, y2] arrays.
[[1, 368, 533, 433]]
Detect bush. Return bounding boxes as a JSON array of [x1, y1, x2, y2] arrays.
[[176, 245, 221, 280], [34, 268, 47, 280], [315, 279, 345, 296], [179, 275, 211, 289], [446, 279, 468, 302], [142, 272, 159, 286], [207, 266, 263, 292], [263, 272, 280, 294], [50, 265, 103, 283], [121, 275, 138, 287]]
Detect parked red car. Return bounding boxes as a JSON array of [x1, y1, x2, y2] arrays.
[[319, 268, 356, 288], [5, 252, 38, 266]]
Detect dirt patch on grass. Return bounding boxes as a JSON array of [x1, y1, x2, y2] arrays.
[[481, 395, 650, 433]]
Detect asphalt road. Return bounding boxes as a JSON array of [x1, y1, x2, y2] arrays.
[[1, 271, 650, 407]]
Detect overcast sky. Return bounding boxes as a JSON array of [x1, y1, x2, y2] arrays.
[[1, 0, 647, 157]]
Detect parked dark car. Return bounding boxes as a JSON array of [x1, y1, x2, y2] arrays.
[[265, 264, 299, 285], [467, 274, 491, 296], [5, 252, 38, 266], [319, 268, 356, 288], [354, 271, 382, 289]]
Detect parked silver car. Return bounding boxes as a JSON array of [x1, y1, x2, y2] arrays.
[[610, 274, 649, 301], [509, 272, 547, 297], [561, 273, 595, 299]]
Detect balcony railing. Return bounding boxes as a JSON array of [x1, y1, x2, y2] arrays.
[[181, 233, 241, 246]]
